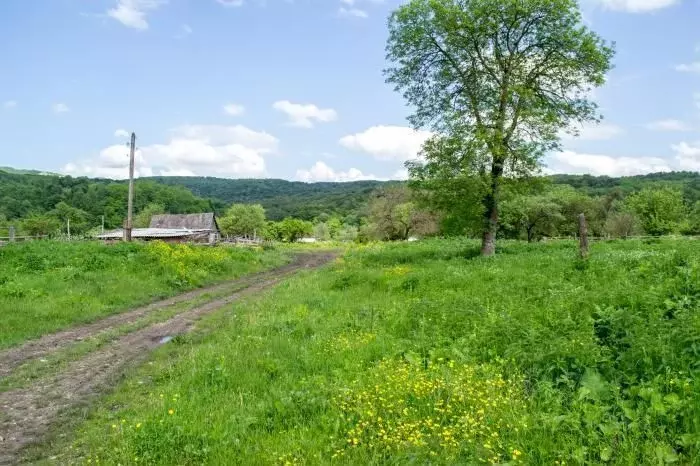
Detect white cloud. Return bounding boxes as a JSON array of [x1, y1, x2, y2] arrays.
[[672, 141, 700, 170], [223, 103, 245, 116], [63, 124, 277, 179], [339, 125, 433, 161], [114, 129, 130, 138], [339, 7, 368, 18], [52, 103, 70, 114], [273, 100, 338, 128], [646, 119, 693, 132], [675, 62, 700, 74], [694, 92, 700, 110], [3, 100, 17, 109], [561, 122, 624, 141], [216, 0, 244, 7], [296, 161, 376, 182], [107, 0, 166, 30], [547, 150, 673, 176], [182, 24, 192, 35], [592, 0, 679, 12]]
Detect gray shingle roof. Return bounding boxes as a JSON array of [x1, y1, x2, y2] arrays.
[[149, 213, 218, 232]]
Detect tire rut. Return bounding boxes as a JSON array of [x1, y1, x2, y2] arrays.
[[0, 251, 337, 465]]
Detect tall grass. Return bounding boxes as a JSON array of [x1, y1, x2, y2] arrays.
[[48, 239, 700, 464], [0, 241, 287, 348]]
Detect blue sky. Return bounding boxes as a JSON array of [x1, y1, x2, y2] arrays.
[[1, 0, 699, 181]]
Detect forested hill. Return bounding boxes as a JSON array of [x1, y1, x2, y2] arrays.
[[551, 171, 700, 198], [147, 177, 395, 221]]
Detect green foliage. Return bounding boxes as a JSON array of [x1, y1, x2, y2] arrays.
[[0, 171, 214, 232], [367, 186, 439, 241], [56, 239, 700, 464], [218, 203, 266, 238], [149, 176, 390, 221], [133, 203, 165, 228], [625, 187, 687, 236], [0, 241, 287, 348], [387, 0, 614, 254]]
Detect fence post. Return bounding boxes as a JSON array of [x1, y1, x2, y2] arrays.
[[9, 225, 15, 242], [578, 213, 589, 259]]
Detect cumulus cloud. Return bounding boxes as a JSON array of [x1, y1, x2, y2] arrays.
[[560, 122, 624, 141], [646, 119, 693, 132], [114, 129, 130, 138], [547, 150, 673, 176], [296, 161, 376, 182], [107, 0, 166, 30], [3, 100, 17, 109], [223, 103, 245, 116], [63, 124, 277, 179], [590, 0, 679, 12], [273, 100, 338, 128], [675, 62, 700, 74], [672, 141, 700, 171], [52, 103, 70, 114], [339, 125, 433, 161], [216, 0, 244, 6]]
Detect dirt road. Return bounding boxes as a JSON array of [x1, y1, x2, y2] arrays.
[[0, 251, 336, 465]]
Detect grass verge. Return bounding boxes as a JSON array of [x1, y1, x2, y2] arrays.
[[0, 241, 288, 349], [42, 239, 700, 464]]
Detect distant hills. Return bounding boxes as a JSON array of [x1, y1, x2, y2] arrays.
[[0, 167, 59, 176], [146, 177, 397, 221], [1, 166, 699, 224]]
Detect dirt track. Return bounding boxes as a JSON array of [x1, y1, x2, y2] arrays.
[[0, 251, 336, 465]]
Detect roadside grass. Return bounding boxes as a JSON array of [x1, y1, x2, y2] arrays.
[[0, 241, 288, 349], [45, 238, 700, 464]]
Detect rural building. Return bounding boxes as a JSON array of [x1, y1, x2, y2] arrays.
[[149, 213, 220, 241], [97, 213, 220, 244]]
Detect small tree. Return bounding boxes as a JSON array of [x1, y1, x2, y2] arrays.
[[368, 186, 438, 240], [604, 211, 639, 239], [219, 204, 266, 238], [133, 203, 165, 228], [277, 218, 313, 242], [386, 0, 614, 255], [501, 194, 563, 242], [313, 222, 331, 241], [22, 214, 61, 237], [625, 187, 686, 236]]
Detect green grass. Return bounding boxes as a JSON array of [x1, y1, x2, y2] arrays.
[[0, 241, 288, 349], [44, 239, 700, 464]]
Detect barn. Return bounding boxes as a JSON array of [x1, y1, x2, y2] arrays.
[[97, 213, 220, 244]]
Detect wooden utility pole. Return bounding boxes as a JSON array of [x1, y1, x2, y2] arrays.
[[125, 132, 136, 242], [578, 213, 589, 259]]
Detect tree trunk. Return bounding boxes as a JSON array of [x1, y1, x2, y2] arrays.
[[480, 159, 504, 256]]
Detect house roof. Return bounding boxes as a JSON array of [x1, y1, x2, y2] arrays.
[[97, 228, 208, 240], [149, 213, 218, 231]]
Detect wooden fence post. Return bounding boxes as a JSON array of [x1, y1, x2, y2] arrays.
[[578, 213, 589, 259], [9, 225, 15, 242]]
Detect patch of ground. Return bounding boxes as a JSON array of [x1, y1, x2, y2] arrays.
[[0, 251, 336, 465]]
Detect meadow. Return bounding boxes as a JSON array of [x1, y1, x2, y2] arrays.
[[0, 241, 287, 349], [44, 238, 700, 465]]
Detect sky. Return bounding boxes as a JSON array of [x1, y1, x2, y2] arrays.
[[1, 0, 699, 182]]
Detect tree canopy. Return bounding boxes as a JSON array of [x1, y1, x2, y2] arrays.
[[387, 0, 614, 255]]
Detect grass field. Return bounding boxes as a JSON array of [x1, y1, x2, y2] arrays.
[[42, 238, 700, 464], [0, 241, 287, 349]]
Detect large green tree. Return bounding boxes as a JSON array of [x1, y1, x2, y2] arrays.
[[625, 187, 686, 236], [219, 204, 267, 238], [386, 0, 614, 255]]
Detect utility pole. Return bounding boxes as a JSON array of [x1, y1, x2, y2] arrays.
[[125, 132, 136, 242], [67, 218, 71, 240]]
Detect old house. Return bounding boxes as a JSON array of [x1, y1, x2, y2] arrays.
[[98, 213, 220, 244]]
